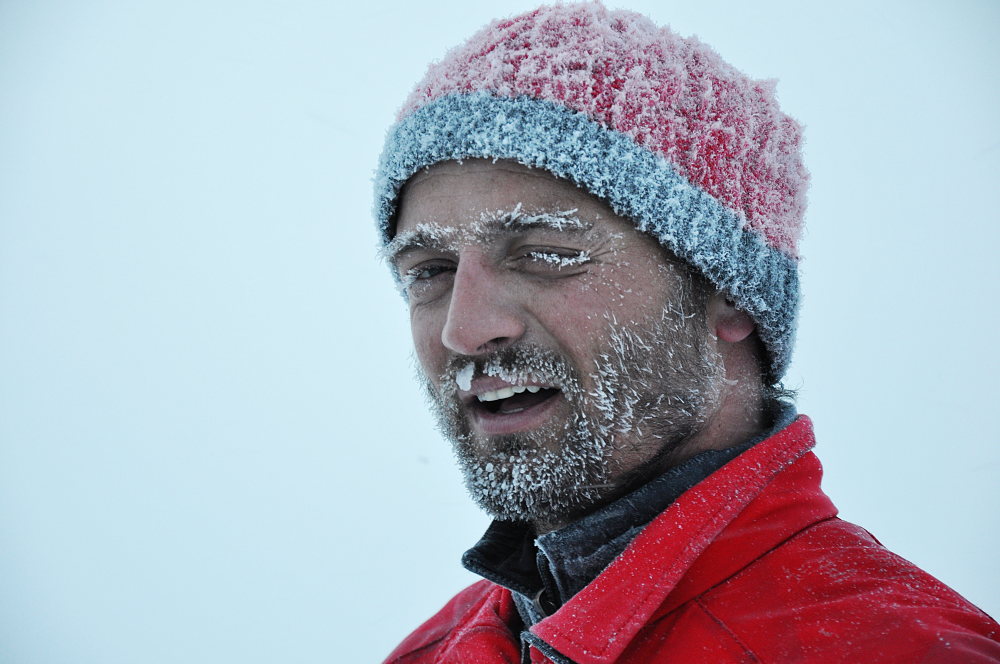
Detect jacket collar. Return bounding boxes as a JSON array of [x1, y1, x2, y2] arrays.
[[530, 415, 837, 664]]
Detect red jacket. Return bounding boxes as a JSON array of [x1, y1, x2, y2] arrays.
[[385, 416, 1000, 663]]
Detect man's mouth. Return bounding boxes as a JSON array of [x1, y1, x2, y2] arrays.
[[457, 379, 563, 435], [475, 385, 560, 415]]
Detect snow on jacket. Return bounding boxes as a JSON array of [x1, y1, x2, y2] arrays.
[[383, 416, 1000, 663]]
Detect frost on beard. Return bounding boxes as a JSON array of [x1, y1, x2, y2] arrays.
[[421, 290, 724, 529]]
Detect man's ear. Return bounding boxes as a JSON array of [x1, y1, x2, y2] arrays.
[[708, 294, 755, 343]]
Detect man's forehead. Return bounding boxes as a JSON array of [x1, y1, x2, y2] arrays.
[[394, 159, 610, 232]]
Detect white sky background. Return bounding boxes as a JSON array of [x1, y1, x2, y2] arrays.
[[1, 0, 997, 661]]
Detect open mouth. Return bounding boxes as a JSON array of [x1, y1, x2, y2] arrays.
[[475, 385, 560, 415], [455, 372, 567, 435]]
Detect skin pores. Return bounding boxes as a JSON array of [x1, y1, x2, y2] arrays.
[[391, 160, 726, 531]]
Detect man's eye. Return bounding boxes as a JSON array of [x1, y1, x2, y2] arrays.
[[522, 249, 591, 271], [400, 262, 455, 300], [405, 264, 450, 282]]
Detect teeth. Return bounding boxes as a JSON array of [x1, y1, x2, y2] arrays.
[[479, 387, 514, 402], [477, 385, 545, 402]]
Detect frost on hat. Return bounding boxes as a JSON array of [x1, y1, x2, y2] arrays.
[[374, 1, 808, 380]]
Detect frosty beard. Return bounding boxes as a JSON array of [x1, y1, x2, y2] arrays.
[[422, 299, 725, 529]]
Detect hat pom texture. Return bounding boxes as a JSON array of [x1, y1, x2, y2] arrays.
[[375, 2, 808, 379]]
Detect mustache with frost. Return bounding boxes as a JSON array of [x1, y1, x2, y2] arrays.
[[430, 345, 584, 413]]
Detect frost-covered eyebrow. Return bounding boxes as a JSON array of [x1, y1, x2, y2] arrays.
[[498, 207, 592, 232], [383, 224, 461, 267], [384, 208, 594, 266]]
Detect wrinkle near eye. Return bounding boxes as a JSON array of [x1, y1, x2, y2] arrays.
[[580, 236, 620, 263]]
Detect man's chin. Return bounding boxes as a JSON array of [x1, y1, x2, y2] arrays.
[[453, 430, 611, 526], [463, 475, 608, 529]]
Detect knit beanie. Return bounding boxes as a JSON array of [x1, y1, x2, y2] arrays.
[[374, 2, 808, 381]]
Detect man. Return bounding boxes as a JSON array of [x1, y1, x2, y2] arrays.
[[373, 4, 1000, 662]]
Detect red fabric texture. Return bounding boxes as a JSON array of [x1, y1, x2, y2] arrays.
[[383, 416, 1000, 663]]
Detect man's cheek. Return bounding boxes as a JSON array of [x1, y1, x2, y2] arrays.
[[411, 322, 445, 371]]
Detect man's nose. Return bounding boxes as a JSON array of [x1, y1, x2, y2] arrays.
[[441, 255, 526, 356]]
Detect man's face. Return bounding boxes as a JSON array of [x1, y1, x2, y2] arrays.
[[389, 160, 725, 530]]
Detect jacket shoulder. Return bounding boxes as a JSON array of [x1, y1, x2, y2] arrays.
[[697, 517, 1000, 662], [383, 579, 517, 663]]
